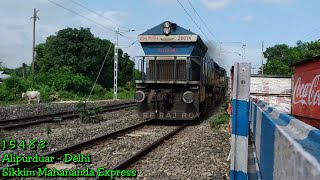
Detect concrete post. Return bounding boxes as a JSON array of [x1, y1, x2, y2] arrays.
[[230, 63, 251, 180]]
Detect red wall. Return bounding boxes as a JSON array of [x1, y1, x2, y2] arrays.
[[292, 58, 320, 127]]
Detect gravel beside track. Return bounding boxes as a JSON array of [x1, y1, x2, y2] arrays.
[[122, 113, 230, 179], [78, 124, 179, 169], [0, 108, 141, 167], [21, 123, 182, 180], [2, 104, 231, 180], [0, 99, 134, 121]]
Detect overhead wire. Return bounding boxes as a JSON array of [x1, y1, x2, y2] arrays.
[[305, 30, 320, 41], [47, 0, 136, 100], [48, 0, 114, 32], [176, 0, 221, 63], [186, 0, 219, 43], [69, 0, 149, 46], [303, 26, 320, 41], [69, 0, 130, 32], [48, 0, 138, 45], [87, 44, 112, 101]]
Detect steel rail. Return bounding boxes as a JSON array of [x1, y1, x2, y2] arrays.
[[0, 119, 154, 178], [96, 123, 189, 180], [0, 102, 137, 129]]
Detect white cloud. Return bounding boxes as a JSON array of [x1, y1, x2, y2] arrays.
[[264, 0, 293, 3], [227, 15, 236, 22], [151, 0, 177, 6], [249, 0, 294, 4], [202, 0, 233, 10], [0, 0, 138, 68], [241, 15, 254, 22], [226, 15, 254, 22]]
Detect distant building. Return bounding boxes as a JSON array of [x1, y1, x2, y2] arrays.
[[0, 71, 10, 83], [291, 55, 320, 128]]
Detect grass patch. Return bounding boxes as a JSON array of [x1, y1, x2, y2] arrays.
[[209, 100, 231, 129], [210, 112, 230, 129], [0, 73, 135, 105], [74, 101, 104, 124]]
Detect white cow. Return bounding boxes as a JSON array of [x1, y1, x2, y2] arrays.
[[22, 91, 41, 104]]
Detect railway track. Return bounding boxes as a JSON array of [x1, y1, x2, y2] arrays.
[[103, 123, 189, 179], [0, 119, 152, 171], [0, 102, 137, 129], [0, 119, 189, 179]]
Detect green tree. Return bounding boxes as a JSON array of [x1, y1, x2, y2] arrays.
[[35, 27, 134, 88], [0, 61, 4, 70], [262, 59, 291, 75], [260, 40, 320, 75]]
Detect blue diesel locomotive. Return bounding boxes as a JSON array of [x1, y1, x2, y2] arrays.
[[134, 21, 227, 120]]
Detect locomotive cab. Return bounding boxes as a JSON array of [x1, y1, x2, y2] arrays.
[[135, 21, 226, 120]]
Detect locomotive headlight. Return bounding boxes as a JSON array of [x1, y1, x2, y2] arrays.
[[163, 27, 171, 35], [182, 91, 194, 104], [134, 90, 145, 102], [163, 21, 171, 35]]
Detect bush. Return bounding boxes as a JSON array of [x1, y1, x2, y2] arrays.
[[0, 68, 135, 103], [92, 84, 108, 97], [210, 112, 230, 129], [36, 84, 52, 102], [104, 87, 135, 99], [0, 85, 15, 101], [57, 91, 83, 101], [30, 70, 94, 96], [0, 75, 29, 101], [75, 101, 103, 123]]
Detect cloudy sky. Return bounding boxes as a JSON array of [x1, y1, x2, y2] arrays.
[[0, 0, 319, 74]]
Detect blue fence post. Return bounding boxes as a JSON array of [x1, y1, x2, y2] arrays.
[[230, 63, 251, 180]]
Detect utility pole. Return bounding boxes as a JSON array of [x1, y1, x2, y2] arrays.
[[114, 27, 119, 100], [261, 41, 264, 74], [22, 63, 26, 78], [242, 42, 246, 62], [132, 57, 135, 82], [251, 66, 256, 74], [31, 8, 39, 75], [113, 28, 135, 99]]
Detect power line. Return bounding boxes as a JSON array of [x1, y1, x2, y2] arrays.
[[48, 0, 137, 47], [70, 0, 145, 45], [176, 0, 220, 63], [87, 43, 112, 101], [48, 0, 114, 32], [186, 0, 219, 43], [69, 0, 130, 31], [303, 26, 320, 40], [305, 30, 320, 41]]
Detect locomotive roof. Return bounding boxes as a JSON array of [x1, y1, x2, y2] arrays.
[[140, 21, 197, 36], [139, 21, 208, 58]]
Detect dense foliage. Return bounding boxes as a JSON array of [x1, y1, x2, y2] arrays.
[[35, 27, 134, 88], [0, 27, 137, 103], [260, 40, 320, 75], [0, 72, 135, 103]]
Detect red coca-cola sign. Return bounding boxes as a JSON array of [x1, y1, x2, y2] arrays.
[[293, 69, 320, 120]]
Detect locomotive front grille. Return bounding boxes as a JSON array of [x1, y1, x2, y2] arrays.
[[147, 60, 186, 81]]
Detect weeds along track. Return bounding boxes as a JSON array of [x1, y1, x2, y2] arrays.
[[0, 120, 189, 179], [0, 102, 137, 129]]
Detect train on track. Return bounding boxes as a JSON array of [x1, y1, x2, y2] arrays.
[[134, 21, 227, 120]]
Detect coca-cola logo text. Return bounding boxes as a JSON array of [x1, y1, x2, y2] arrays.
[[293, 74, 320, 106]]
